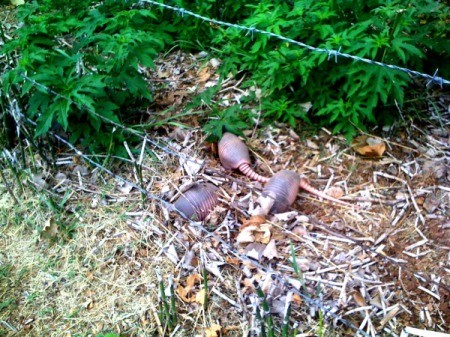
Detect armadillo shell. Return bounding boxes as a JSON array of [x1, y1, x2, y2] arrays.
[[173, 183, 219, 221], [262, 170, 300, 213], [218, 132, 251, 169]]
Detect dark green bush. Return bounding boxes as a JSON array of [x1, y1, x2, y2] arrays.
[[164, 0, 449, 139], [2, 0, 448, 148], [3, 0, 173, 152]]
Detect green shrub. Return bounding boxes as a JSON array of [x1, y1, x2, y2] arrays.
[[163, 0, 449, 139], [3, 0, 448, 148], [2, 0, 173, 152]]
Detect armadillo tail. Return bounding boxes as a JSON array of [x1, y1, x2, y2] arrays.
[[238, 163, 270, 183], [299, 178, 353, 207]]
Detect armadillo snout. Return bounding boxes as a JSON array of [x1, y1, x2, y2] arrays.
[[262, 170, 300, 213], [173, 183, 219, 221]]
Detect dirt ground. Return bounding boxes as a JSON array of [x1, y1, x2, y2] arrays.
[[0, 51, 449, 336]]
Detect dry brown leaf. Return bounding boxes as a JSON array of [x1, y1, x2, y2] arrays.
[[351, 290, 368, 307], [86, 271, 94, 281], [223, 325, 241, 333], [253, 223, 272, 244], [242, 278, 254, 290], [241, 215, 266, 228], [205, 324, 222, 337], [236, 225, 256, 244], [326, 186, 344, 199], [40, 217, 59, 240], [237, 223, 272, 244], [197, 66, 212, 83], [292, 293, 302, 305], [262, 239, 279, 260], [176, 274, 202, 303], [225, 257, 240, 266], [195, 289, 206, 305], [245, 243, 266, 261], [352, 135, 386, 157]]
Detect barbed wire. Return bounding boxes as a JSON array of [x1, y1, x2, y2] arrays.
[[139, 0, 449, 87]]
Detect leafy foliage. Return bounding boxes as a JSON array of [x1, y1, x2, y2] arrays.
[[2, 0, 448, 148], [203, 105, 252, 140], [3, 0, 172, 152], [170, 0, 449, 139]]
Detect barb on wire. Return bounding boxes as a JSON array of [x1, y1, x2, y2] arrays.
[[327, 46, 341, 63], [139, 0, 450, 86], [426, 69, 443, 88]]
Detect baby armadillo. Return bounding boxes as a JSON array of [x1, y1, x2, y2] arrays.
[[218, 132, 269, 183], [262, 170, 301, 213], [173, 183, 218, 220]]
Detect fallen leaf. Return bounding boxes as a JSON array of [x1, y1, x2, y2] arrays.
[[351, 290, 368, 307], [164, 244, 179, 265], [209, 58, 221, 68], [181, 157, 203, 176], [223, 325, 241, 333], [299, 102, 312, 112], [289, 226, 307, 240], [326, 186, 344, 199], [306, 139, 319, 150], [176, 274, 202, 303], [186, 273, 202, 288], [253, 223, 272, 244], [237, 223, 272, 244], [73, 165, 89, 176], [236, 225, 256, 243], [226, 257, 240, 266], [241, 215, 266, 228], [40, 217, 59, 240], [31, 173, 48, 190], [195, 289, 206, 305], [245, 243, 266, 261], [117, 181, 133, 194], [292, 293, 302, 305], [205, 324, 222, 337], [182, 250, 198, 270], [352, 135, 386, 157], [86, 271, 94, 281], [262, 239, 279, 260], [423, 194, 441, 213], [197, 66, 212, 83], [177, 274, 202, 303], [252, 194, 275, 216], [205, 262, 226, 279]]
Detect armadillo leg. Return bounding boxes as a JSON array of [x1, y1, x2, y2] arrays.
[[238, 163, 270, 183], [299, 179, 353, 207]]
